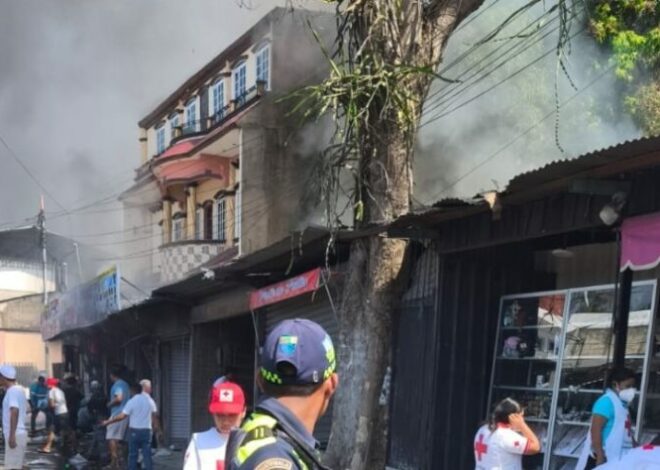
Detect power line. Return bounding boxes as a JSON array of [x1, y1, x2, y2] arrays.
[[426, 64, 615, 202], [0, 133, 68, 212]]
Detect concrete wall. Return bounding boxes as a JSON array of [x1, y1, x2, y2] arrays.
[[0, 294, 43, 331]]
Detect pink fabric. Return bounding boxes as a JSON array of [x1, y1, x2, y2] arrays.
[[621, 212, 660, 271]]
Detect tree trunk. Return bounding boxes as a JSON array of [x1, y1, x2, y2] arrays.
[[322, 3, 486, 468], [325, 133, 411, 470]]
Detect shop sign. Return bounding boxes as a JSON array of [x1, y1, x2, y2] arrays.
[[249, 268, 321, 310], [41, 265, 121, 340]]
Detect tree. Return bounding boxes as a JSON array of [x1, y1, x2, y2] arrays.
[[291, 1, 584, 468], [295, 1, 523, 469], [590, 0, 660, 134]]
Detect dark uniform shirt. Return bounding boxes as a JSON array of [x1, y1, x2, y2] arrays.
[[230, 397, 321, 470]]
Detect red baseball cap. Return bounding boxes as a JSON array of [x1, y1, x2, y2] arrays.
[[209, 381, 245, 415], [46, 378, 59, 388]]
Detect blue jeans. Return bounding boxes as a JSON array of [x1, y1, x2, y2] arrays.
[[128, 428, 152, 470]]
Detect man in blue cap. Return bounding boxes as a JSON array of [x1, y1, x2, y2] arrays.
[[226, 318, 338, 470]]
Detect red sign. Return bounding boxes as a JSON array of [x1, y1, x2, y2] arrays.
[[249, 268, 322, 310]]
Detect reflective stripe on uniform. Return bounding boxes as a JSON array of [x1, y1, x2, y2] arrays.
[[234, 413, 310, 470]]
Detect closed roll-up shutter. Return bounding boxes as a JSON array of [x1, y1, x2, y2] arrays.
[[264, 292, 338, 448], [162, 336, 191, 445]]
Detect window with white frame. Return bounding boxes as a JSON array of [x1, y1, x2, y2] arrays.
[[216, 197, 227, 242], [233, 62, 247, 105], [234, 190, 241, 240], [255, 44, 270, 90], [172, 217, 185, 242], [195, 207, 204, 240], [210, 79, 225, 122], [169, 113, 179, 140], [185, 98, 198, 132], [156, 125, 166, 154]]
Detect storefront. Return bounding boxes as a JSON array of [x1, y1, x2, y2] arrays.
[[386, 136, 660, 469]]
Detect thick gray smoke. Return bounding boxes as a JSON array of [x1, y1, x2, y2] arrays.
[[0, 0, 287, 239], [415, 0, 642, 204]]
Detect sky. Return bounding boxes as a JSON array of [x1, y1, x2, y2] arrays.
[[0, 0, 290, 238]]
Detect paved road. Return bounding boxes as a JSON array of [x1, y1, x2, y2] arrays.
[[0, 413, 184, 469]]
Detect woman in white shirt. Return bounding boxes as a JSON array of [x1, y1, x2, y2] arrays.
[[473, 398, 541, 470], [183, 381, 247, 470]]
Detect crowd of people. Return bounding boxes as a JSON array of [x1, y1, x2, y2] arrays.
[[0, 318, 339, 470]]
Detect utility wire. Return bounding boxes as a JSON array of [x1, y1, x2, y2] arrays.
[[0, 133, 68, 213], [426, 64, 615, 202]]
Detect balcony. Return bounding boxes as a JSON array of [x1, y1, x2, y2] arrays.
[[156, 84, 263, 159]]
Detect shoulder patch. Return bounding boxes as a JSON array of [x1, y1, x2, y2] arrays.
[[254, 457, 294, 470]]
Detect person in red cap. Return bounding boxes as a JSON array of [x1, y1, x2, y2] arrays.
[[183, 381, 247, 470], [40, 377, 75, 456]]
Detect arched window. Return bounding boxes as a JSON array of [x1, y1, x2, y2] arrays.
[[210, 79, 225, 123], [255, 44, 270, 90], [233, 61, 247, 106], [216, 197, 227, 243], [185, 97, 199, 133], [156, 124, 166, 154]]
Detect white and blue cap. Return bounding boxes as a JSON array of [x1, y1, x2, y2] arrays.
[[261, 318, 336, 386], [0, 364, 17, 380]]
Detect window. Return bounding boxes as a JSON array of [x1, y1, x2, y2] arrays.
[[210, 80, 225, 122], [172, 217, 184, 242], [233, 62, 247, 105], [185, 98, 198, 132], [234, 190, 241, 240], [195, 207, 204, 240], [255, 45, 270, 90], [216, 197, 227, 242], [156, 125, 166, 154], [169, 114, 179, 140]]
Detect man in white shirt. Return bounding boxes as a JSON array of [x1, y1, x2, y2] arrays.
[[102, 383, 157, 470], [40, 377, 75, 455], [0, 365, 28, 470], [139, 379, 162, 446], [184, 381, 247, 470]]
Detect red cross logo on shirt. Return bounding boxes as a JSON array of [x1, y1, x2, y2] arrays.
[[475, 434, 488, 462]]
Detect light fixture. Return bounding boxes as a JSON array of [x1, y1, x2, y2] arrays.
[[599, 191, 627, 226], [551, 248, 574, 259]]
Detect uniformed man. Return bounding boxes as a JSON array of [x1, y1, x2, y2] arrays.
[[226, 318, 338, 470]]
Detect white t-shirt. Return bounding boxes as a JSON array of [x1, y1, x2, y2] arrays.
[[183, 428, 229, 470], [48, 387, 68, 416], [122, 393, 157, 430], [2, 384, 27, 438], [598, 445, 660, 469], [474, 424, 529, 470], [144, 392, 157, 413]]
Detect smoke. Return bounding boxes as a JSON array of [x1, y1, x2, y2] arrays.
[[415, 0, 642, 204], [0, 0, 287, 239]]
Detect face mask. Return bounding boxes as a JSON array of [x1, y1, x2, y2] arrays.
[[619, 387, 636, 403]]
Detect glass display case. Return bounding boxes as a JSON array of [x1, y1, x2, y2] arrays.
[[489, 282, 657, 470]]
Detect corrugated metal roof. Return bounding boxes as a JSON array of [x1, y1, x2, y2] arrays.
[[506, 135, 660, 193]]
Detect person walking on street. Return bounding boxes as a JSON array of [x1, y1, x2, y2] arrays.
[[473, 398, 541, 470], [102, 383, 157, 470], [184, 381, 247, 470], [29, 374, 49, 436], [226, 318, 339, 470], [0, 365, 28, 470], [576, 368, 638, 469], [139, 379, 162, 447], [40, 377, 76, 456], [106, 365, 130, 469]]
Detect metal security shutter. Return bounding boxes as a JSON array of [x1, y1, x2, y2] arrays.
[[264, 292, 338, 448], [162, 336, 191, 446]]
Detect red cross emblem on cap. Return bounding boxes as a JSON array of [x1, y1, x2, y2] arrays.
[[219, 389, 234, 402], [475, 434, 488, 461]]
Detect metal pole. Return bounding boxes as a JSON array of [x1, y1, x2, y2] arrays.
[[39, 196, 50, 374]]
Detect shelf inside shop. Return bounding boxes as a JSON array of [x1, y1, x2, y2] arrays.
[[552, 452, 579, 459], [501, 325, 562, 330], [493, 385, 554, 392], [558, 388, 603, 394], [496, 356, 558, 362], [526, 417, 550, 423], [555, 420, 590, 427]]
